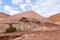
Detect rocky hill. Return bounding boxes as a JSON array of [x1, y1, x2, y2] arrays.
[[0, 11, 58, 32], [5, 11, 52, 23], [0, 11, 60, 40], [48, 13, 60, 22], [48, 13, 60, 25], [0, 12, 10, 18]]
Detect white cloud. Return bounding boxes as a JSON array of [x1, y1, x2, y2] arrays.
[[20, 4, 26, 8], [0, 0, 2, 8], [19, 3, 27, 11], [12, 0, 32, 6], [0, 2, 2, 4], [32, 0, 60, 17], [11, 0, 60, 17], [25, 0, 31, 4], [31, 5, 38, 11], [0, 0, 2, 4], [19, 3, 32, 11], [11, 0, 23, 4], [4, 5, 19, 15]]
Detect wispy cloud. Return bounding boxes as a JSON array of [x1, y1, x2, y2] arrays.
[[0, 0, 2, 8], [0, 0, 2, 4], [9, 0, 60, 17], [11, 0, 23, 4], [33, 0, 60, 17], [4, 5, 19, 15], [25, 0, 31, 4], [19, 3, 27, 11]]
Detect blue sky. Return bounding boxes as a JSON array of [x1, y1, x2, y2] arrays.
[[0, 0, 60, 17]]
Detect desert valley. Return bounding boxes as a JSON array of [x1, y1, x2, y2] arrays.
[[0, 11, 60, 40]]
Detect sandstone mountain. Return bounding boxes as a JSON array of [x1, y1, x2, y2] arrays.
[[0, 12, 10, 21], [5, 11, 52, 23], [48, 13, 60, 25], [0, 17, 60, 33], [0, 11, 60, 40], [0, 11, 59, 32], [0, 12, 10, 18], [48, 13, 60, 22]]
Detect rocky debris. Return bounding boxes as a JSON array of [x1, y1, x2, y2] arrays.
[[0, 32, 23, 40], [20, 31, 60, 40], [1, 31, 60, 40]]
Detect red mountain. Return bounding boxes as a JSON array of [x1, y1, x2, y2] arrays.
[[0, 12, 10, 18], [6, 11, 52, 23], [48, 13, 60, 22], [0, 12, 10, 22]]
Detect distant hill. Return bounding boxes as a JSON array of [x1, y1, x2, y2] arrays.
[[0, 12, 10, 18], [48, 13, 60, 22]]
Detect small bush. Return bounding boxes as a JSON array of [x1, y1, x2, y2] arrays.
[[20, 17, 28, 22], [22, 17, 27, 19], [5, 23, 16, 33]]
